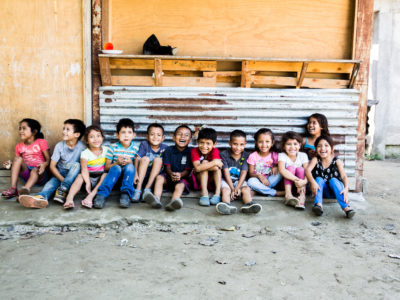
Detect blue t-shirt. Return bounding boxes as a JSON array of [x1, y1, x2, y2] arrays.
[[51, 141, 86, 173], [106, 141, 139, 163], [220, 149, 249, 181], [163, 145, 192, 173], [137, 140, 168, 167]]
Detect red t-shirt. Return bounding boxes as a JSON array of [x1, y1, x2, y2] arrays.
[[15, 139, 49, 167], [191, 147, 221, 163]]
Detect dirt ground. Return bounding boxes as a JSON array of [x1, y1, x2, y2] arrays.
[[0, 159, 399, 300]]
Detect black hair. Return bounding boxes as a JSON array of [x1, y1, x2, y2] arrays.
[[281, 131, 303, 152], [173, 125, 192, 136], [230, 130, 246, 141], [254, 128, 277, 153], [116, 118, 135, 133], [305, 113, 330, 137], [315, 135, 335, 150], [85, 125, 105, 144], [147, 123, 164, 135], [198, 128, 217, 143], [64, 119, 86, 140], [20, 118, 44, 140]]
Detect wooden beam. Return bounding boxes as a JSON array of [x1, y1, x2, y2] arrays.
[[91, 0, 102, 125], [252, 76, 297, 87], [241, 61, 252, 88], [247, 61, 303, 73], [203, 71, 242, 78], [307, 62, 354, 74], [101, 0, 112, 44], [296, 62, 308, 88], [154, 58, 163, 86], [110, 58, 155, 70], [161, 60, 217, 71], [112, 76, 154, 86], [302, 78, 349, 89], [99, 57, 112, 86], [349, 63, 360, 88], [162, 76, 216, 87]]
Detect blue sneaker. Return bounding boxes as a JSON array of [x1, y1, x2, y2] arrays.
[[199, 195, 210, 206], [120, 192, 131, 208], [93, 194, 106, 209], [210, 195, 221, 205]]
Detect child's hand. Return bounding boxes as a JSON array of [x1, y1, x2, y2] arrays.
[[295, 178, 307, 188], [85, 181, 92, 194], [234, 186, 242, 197], [230, 190, 237, 201], [311, 182, 320, 195], [214, 160, 223, 169], [272, 167, 278, 175], [38, 163, 46, 175], [116, 156, 126, 166], [341, 187, 349, 203], [134, 174, 139, 184], [259, 175, 270, 186], [171, 172, 181, 182]]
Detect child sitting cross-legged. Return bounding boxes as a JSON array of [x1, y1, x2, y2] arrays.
[[191, 127, 222, 206], [19, 119, 86, 208], [93, 118, 139, 209], [133, 123, 167, 203], [143, 125, 192, 211], [216, 130, 262, 215]]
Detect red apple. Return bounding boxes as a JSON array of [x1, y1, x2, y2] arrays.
[[104, 42, 114, 50]]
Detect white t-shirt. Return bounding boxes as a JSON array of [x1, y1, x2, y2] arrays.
[[278, 152, 308, 168]]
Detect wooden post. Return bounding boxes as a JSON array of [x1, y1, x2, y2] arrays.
[[154, 58, 163, 86], [296, 62, 308, 89], [353, 0, 374, 192], [241, 61, 252, 88], [91, 0, 102, 125], [99, 57, 112, 85]]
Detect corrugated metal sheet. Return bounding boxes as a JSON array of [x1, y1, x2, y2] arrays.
[[99, 87, 360, 188]]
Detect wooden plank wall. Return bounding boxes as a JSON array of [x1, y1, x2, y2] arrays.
[[109, 0, 356, 59]]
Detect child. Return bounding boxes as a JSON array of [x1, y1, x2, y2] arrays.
[[2, 119, 50, 198], [278, 131, 309, 210], [93, 118, 139, 209], [133, 123, 167, 202], [191, 127, 222, 206], [216, 130, 262, 215], [63, 125, 108, 209], [302, 113, 330, 159], [247, 128, 284, 198], [144, 125, 192, 211], [305, 135, 355, 218], [19, 119, 86, 208]]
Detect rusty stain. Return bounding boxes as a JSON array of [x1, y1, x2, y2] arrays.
[[103, 90, 114, 95], [147, 106, 233, 112], [148, 116, 237, 120], [105, 98, 112, 103], [198, 93, 226, 97], [145, 98, 229, 105]]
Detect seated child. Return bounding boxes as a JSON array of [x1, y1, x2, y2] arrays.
[[144, 125, 192, 211], [302, 113, 330, 159], [2, 118, 50, 199], [216, 130, 262, 215], [191, 127, 222, 206], [247, 128, 284, 198], [93, 118, 139, 209], [19, 119, 86, 208], [63, 125, 108, 209], [306, 135, 355, 218], [133, 123, 167, 202], [278, 131, 309, 210]]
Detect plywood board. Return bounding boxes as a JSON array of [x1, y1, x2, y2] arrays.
[[111, 0, 355, 59]]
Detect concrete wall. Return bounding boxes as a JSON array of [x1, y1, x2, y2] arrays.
[[370, 0, 400, 157], [0, 0, 84, 160]]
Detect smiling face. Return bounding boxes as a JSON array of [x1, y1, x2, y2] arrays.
[[87, 129, 104, 150], [63, 123, 80, 142], [19, 122, 34, 142], [316, 139, 333, 159], [198, 138, 215, 156], [283, 138, 301, 158], [117, 126, 135, 147], [147, 126, 165, 148], [173, 127, 191, 150], [256, 133, 273, 155], [229, 136, 246, 156], [307, 117, 322, 137]]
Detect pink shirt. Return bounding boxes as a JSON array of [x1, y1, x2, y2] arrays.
[[247, 151, 278, 176], [15, 139, 49, 167]]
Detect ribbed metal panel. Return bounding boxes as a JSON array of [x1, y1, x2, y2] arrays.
[[99, 87, 360, 187]]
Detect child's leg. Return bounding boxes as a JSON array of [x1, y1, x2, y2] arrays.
[[64, 174, 84, 208], [241, 186, 253, 204], [82, 173, 107, 207], [97, 165, 123, 197], [135, 156, 150, 191], [171, 182, 185, 200], [37, 177, 61, 200], [248, 177, 277, 196], [23, 167, 40, 190], [153, 175, 166, 199], [267, 173, 282, 188], [327, 178, 349, 210], [59, 162, 81, 192], [120, 164, 135, 198], [144, 157, 163, 190], [221, 187, 231, 203], [11, 157, 24, 187], [212, 167, 222, 197], [197, 171, 209, 197], [295, 167, 306, 205], [314, 177, 326, 206], [283, 166, 296, 200]]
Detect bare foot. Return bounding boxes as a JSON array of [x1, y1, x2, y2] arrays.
[[63, 200, 74, 209], [81, 194, 94, 208]]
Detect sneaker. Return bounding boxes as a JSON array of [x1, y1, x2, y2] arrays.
[[216, 202, 237, 215], [240, 202, 262, 214], [119, 192, 131, 208], [143, 191, 162, 209], [131, 189, 142, 203], [1, 187, 18, 199], [53, 187, 67, 204], [312, 204, 323, 216], [210, 195, 221, 205], [18, 195, 48, 209], [93, 194, 106, 209], [199, 196, 210, 206], [345, 209, 356, 219], [165, 198, 183, 211]]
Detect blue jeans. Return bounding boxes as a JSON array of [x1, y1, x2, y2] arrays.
[[314, 177, 348, 210], [38, 162, 81, 200], [97, 164, 135, 198], [247, 173, 282, 196]]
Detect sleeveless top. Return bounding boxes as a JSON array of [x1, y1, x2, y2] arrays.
[[312, 157, 342, 183], [303, 137, 316, 150], [303, 137, 316, 159]]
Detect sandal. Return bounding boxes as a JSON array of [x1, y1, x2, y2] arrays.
[[284, 196, 299, 207], [312, 204, 323, 216], [199, 195, 210, 206], [2, 187, 18, 199], [131, 189, 142, 203], [210, 195, 221, 205]]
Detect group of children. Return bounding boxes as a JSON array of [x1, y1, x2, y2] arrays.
[[1, 113, 355, 218]]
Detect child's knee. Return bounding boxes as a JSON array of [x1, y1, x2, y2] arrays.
[[241, 186, 251, 193], [175, 182, 185, 191], [153, 157, 162, 164], [286, 166, 296, 174], [140, 156, 150, 164], [222, 187, 231, 194]]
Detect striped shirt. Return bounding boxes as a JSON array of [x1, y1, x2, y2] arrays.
[[106, 141, 139, 163], [80, 147, 108, 176]]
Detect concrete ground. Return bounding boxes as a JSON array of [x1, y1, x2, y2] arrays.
[[0, 160, 399, 299]]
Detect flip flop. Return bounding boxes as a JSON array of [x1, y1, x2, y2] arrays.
[[285, 196, 299, 207], [81, 199, 93, 209], [63, 202, 75, 210], [210, 195, 221, 205]]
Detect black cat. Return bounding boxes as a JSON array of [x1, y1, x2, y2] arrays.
[[143, 34, 178, 55]]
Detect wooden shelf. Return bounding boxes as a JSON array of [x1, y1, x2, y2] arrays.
[[99, 55, 360, 89]]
